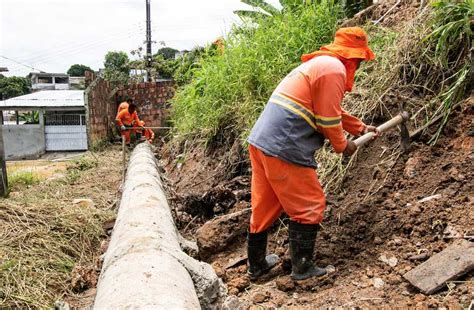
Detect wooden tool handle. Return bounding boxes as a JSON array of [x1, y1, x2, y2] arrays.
[[124, 126, 171, 130], [353, 111, 409, 147]]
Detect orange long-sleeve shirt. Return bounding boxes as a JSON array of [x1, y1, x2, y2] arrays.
[[275, 55, 365, 153], [117, 102, 129, 114], [115, 109, 139, 127]]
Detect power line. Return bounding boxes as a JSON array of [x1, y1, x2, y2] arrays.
[[0, 55, 45, 73], [5, 20, 238, 69], [4, 28, 146, 73], [11, 24, 146, 65], [9, 21, 146, 64]]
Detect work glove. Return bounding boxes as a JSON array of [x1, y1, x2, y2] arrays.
[[343, 140, 357, 157], [120, 125, 126, 131]]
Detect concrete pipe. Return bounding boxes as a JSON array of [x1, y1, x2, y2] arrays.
[[93, 143, 223, 309]]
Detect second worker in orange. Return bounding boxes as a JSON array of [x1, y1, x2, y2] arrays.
[[247, 27, 380, 281]]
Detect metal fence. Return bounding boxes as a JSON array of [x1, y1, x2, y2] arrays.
[[45, 114, 86, 126]]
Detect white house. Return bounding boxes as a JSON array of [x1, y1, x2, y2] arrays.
[[0, 90, 87, 160], [29, 72, 70, 91]]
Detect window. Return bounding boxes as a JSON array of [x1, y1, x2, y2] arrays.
[[38, 76, 53, 84], [54, 77, 68, 84], [1, 110, 40, 125]]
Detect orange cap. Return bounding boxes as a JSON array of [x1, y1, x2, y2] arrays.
[[302, 27, 375, 62]]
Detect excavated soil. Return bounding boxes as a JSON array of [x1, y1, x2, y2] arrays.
[[164, 97, 473, 308]]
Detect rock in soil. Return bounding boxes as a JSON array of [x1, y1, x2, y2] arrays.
[[372, 277, 385, 289], [379, 254, 398, 267], [276, 276, 295, 292], [227, 276, 250, 294], [222, 295, 244, 310], [252, 292, 269, 303], [409, 253, 430, 261], [196, 209, 251, 260]]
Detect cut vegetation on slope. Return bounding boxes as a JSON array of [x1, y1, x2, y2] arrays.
[[0, 149, 121, 308], [164, 0, 473, 308], [170, 0, 473, 192]]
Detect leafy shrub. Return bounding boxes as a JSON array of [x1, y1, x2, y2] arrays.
[[171, 2, 343, 145], [173, 47, 206, 86]]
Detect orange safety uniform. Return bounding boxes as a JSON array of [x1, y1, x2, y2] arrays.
[[117, 102, 129, 114], [137, 120, 155, 143], [116, 109, 140, 143], [248, 27, 375, 233]]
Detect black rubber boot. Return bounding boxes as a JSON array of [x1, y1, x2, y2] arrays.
[[289, 220, 327, 280], [247, 230, 279, 280]]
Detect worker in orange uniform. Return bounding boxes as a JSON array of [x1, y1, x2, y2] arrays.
[[116, 102, 140, 145], [137, 120, 155, 143], [246, 27, 380, 281], [117, 98, 134, 114]]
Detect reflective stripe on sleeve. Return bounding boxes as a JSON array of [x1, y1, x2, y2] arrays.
[[271, 93, 341, 129]]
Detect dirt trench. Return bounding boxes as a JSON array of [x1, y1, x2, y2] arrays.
[[163, 98, 473, 308]]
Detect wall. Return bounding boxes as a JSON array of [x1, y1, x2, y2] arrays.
[[85, 71, 175, 146], [84, 73, 116, 145], [1, 115, 45, 160], [115, 80, 175, 128]]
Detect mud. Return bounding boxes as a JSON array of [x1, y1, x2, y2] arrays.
[[165, 98, 473, 308]]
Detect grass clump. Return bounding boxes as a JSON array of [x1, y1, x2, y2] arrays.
[[68, 156, 98, 172], [171, 2, 343, 145], [420, 0, 473, 143], [7, 171, 41, 189], [65, 156, 98, 184]]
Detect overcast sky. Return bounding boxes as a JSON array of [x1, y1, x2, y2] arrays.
[[0, 0, 280, 77]]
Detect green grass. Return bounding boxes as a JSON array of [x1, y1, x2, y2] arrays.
[[169, 0, 472, 192], [68, 156, 98, 171], [8, 171, 41, 189], [171, 2, 343, 145], [65, 156, 98, 184], [425, 0, 473, 143]]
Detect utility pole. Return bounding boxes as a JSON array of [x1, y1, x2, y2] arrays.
[[145, 0, 153, 82], [0, 112, 8, 197]]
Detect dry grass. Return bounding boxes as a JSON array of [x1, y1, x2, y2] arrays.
[[317, 3, 472, 192], [0, 147, 122, 308]]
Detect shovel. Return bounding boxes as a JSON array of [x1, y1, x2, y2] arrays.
[[353, 111, 410, 151]]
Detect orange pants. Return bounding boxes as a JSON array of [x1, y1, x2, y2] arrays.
[[120, 127, 137, 144], [143, 128, 155, 142], [249, 145, 326, 233], [121, 130, 133, 144]]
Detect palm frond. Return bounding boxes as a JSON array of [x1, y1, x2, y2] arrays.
[[241, 0, 281, 15], [234, 10, 271, 22]]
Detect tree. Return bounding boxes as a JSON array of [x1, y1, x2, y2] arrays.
[[152, 54, 178, 79], [155, 47, 179, 60], [104, 51, 130, 74], [103, 51, 130, 85], [0, 76, 30, 100], [173, 47, 205, 86], [67, 64, 93, 76]]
